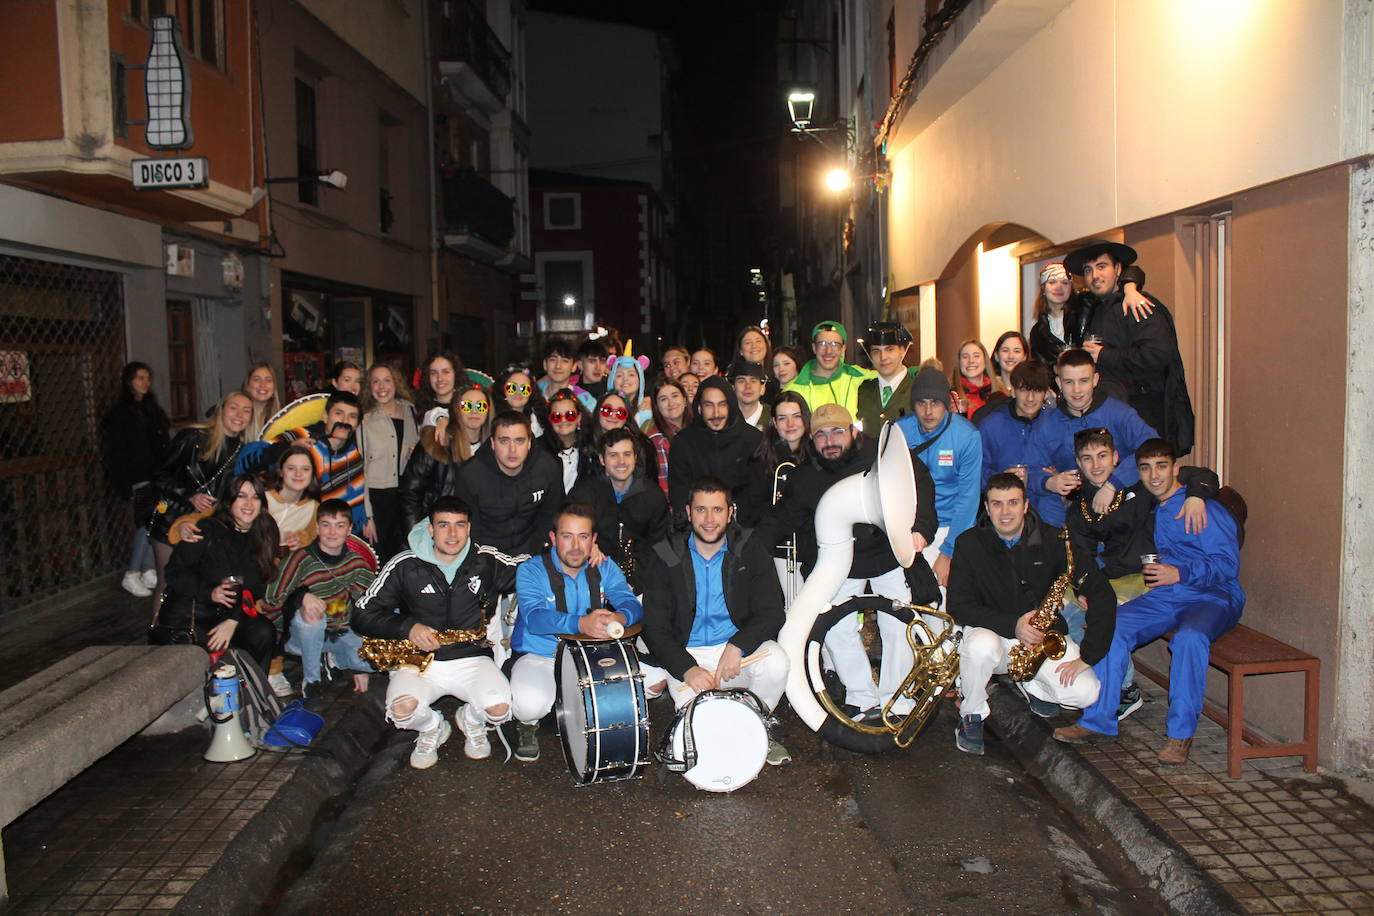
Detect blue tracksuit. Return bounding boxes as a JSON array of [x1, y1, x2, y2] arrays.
[[511, 550, 642, 658], [1022, 392, 1157, 528], [894, 412, 982, 558], [1078, 488, 1244, 738], [978, 399, 1040, 489]]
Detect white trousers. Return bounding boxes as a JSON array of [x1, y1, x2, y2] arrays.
[[666, 640, 789, 711], [922, 526, 951, 604], [824, 568, 915, 714], [510, 650, 668, 725], [957, 627, 1100, 720], [385, 655, 511, 735]]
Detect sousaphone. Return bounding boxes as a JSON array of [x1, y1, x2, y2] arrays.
[[777, 422, 960, 753]]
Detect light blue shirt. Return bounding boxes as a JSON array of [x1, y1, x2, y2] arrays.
[[687, 536, 737, 647]]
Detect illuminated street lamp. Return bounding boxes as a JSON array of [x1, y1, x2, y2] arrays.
[[786, 89, 816, 129], [824, 167, 852, 193]]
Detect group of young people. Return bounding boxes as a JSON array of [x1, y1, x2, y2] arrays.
[[100, 236, 1244, 772]]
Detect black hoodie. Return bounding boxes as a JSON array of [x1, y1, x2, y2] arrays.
[[455, 443, 565, 557], [666, 376, 765, 524]]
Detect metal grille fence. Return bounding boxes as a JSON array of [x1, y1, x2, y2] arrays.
[[0, 254, 127, 615]]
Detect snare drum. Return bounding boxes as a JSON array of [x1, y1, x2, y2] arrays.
[[657, 689, 771, 793], [554, 633, 650, 785]]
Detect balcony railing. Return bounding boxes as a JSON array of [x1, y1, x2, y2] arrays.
[[441, 168, 514, 248], [437, 0, 511, 104]]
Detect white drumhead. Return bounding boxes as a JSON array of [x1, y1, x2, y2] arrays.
[[670, 695, 768, 792], [557, 646, 589, 775]]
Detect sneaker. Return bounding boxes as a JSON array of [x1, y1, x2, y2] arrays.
[[766, 740, 791, 766], [267, 672, 294, 698], [121, 571, 152, 598], [955, 714, 985, 755], [1052, 723, 1115, 745], [1116, 684, 1144, 721], [1158, 736, 1192, 766], [409, 719, 452, 769], [457, 707, 492, 760], [1017, 683, 1060, 718], [140, 569, 158, 589], [515, 722, 540, 762]]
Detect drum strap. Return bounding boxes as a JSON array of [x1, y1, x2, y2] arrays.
[[541, 552, 603, 617]]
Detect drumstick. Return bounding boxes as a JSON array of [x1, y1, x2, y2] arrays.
[[739, 648, 771, 669]]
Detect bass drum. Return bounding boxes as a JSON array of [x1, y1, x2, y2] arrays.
[[657, 689, 770, 793], [554, 635, 650, 785]]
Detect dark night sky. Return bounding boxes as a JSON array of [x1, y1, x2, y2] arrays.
[[529, 0, 789, 349]]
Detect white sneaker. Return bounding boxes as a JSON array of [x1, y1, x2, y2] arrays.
[[267, 672, 293, 698], [121, 571, 152, 598], [457, 706, 492, 760], [409, 719, 452, 769], [140, 569, 158, 589]]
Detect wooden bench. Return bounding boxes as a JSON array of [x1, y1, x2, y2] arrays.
[[1133, 623, 1319, 778], [0, 644, 207, 903]]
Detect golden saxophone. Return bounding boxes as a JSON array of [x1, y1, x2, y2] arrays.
[[1006, 527, 1075, 682], [359, 625, 490, 674]]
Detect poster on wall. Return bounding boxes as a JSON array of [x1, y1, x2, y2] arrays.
[[0, 351, 32, 403], [284, 351, 327, 400]]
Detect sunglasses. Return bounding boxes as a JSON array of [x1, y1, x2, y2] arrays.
[[458, 400, 489, 414], [549, 409, 580, 423], [599, 405, 630, 421], [504, 382, 532, 397]]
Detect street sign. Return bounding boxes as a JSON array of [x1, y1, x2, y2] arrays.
[[131, 157, 209, 190]]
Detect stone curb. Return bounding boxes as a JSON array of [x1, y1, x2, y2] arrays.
[[987, 689, 1243, 916], [173, 690, 388, 914]]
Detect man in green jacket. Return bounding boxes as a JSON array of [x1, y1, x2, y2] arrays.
[[784, 320, 875, 416]]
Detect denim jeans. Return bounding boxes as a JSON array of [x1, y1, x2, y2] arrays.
[[285, 616, 371, 685], [1062, 598, 1135, 690]]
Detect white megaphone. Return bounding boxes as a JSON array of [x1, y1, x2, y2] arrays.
[[204, 664, 257, 762]]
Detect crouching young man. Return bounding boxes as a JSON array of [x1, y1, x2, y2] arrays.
[[947, 473, 1117, 755], [352, 496, 525, 769]]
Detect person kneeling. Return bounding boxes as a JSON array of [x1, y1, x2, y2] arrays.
[[641, 478, 793, 766], [263, 499, 377, 702], [508, 501, 659, 762], [352, 497, 523, 769], [947, 473, 1117, 755]]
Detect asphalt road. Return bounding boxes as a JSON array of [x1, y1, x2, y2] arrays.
[[275, 689, 1157, 915]]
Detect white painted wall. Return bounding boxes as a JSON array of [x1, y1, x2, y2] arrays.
[[885, 0, 1353, 287], [976, 242, 1019, 350]]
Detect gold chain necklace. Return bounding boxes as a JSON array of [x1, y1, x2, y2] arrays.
[[1080, 487, 1125, 522]]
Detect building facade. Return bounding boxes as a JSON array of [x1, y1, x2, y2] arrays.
[[814, 0, 1373, 776]]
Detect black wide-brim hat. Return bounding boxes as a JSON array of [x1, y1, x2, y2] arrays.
[[1064, 239, 1138, 276]]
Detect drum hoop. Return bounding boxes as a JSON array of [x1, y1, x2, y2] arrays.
[[555, 640, 594, 784]]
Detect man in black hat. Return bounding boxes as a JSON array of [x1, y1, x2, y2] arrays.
[[855, 321, 916, 433], [1064, 239, 1194, 454]]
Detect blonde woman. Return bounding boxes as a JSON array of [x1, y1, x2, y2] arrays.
[[241, 362, 282, 439], [359, 363, 418, 559], [398, 384, 491, 532]]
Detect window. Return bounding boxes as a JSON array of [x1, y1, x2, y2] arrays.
[[183, 0, 224, 69], [536, 252, 594, 333], [379, 113, 398, 234], [543, 193, 581, 230], [295, 79, 319, 206]]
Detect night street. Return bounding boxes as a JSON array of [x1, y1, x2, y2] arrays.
[[276, 703, 1149, 915], [4, 1, 1374, 914]]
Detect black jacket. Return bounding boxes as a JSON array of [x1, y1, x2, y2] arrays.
[[149, 429, 246, 540], [947, 512, 1117, 665], [352, 541, 521, 660], [1081, 283, 1194, 454], [568, 472, 669, 592], [398, 434, 464, 533], [1028, 265, 1146, 373], [158, 518, 268, 632], [667, 377, 764, 523], [101, 400, 170, 497], [754, 436, 940, 601], [641, 525, 784, 679], [1066, 467, 1219, 579], [456, 445, 565, 557]]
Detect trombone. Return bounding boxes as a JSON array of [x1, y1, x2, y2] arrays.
[[772, 460, 799, 605]]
